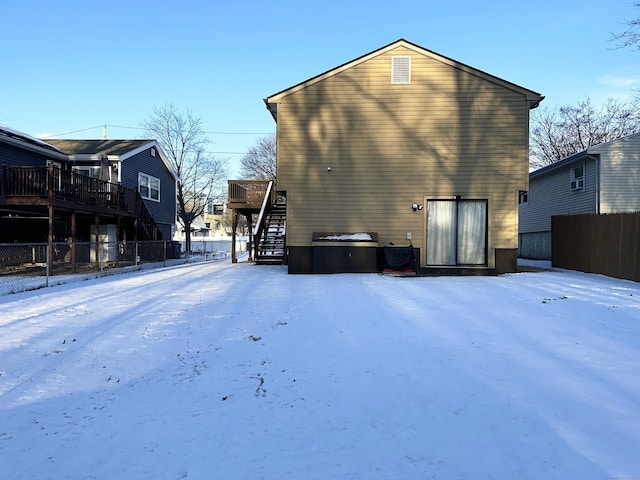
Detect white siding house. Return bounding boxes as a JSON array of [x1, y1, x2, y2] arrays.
[[519, 132, 640, 259]]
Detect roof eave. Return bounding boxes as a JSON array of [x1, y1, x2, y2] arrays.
[[529, 96, 545, 110], [265, 38, 544, 107], [264, 99, 277, 122], [0, 134, 68, 161], [120, 140, 179, 182], [530, 152, 599, 179]]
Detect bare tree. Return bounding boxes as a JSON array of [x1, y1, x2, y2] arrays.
[[530, 98, 640, 169], [610, 3, 640, 50], [240, 134, 276, 181], [219, 207, 247, 236], [143, 104, 227, 253]]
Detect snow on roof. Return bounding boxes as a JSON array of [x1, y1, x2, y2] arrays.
[[0, 123, 63, 152]]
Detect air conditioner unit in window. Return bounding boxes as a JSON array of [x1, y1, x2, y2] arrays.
[[571, 179, 584, 190]]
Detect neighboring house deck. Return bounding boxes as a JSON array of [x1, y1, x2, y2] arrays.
[[0, 125, 176, 245], [519, 132, 640, 260], [0, 163, 160, 240], [46, 139, 178, 241]]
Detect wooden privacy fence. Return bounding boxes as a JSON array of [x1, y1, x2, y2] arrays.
[[552, 212, 640, 282]]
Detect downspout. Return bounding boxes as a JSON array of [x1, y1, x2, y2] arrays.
[[588, 154, 600, 214]]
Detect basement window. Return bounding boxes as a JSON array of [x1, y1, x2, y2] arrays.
[[391, 56, 411, 84]]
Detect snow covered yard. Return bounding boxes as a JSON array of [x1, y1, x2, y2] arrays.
[[1, 261, 639, 480]]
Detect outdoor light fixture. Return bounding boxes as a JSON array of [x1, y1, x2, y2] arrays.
[[411, 203, 423, 211], [327, 166, 332, 172]]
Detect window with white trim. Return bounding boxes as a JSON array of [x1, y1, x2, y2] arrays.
[[391, 56, 411, 84], [570, 164, 584, 191], [72, 166, 100, 178], [139, 172, 160, 201]]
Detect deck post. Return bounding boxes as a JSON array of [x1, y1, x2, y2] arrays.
[[1, 162, 7, 198], [47, 203, 54, 281], [94, 214, 100, 269], [231, 209, 238, 263], [115, 217, 121, 268], [71, 211, 77, 274], [246, 213, 253, 262]]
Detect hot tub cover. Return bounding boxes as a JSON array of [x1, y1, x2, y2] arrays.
[[383, 244, 416, 271]]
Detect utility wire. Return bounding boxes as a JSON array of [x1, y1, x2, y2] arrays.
[[204, 131, 273, 135], [42, 125, 105, 138], [45, 124, 272, 138]]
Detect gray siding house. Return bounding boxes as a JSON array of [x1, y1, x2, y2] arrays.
[[519, 132, 640, 259]]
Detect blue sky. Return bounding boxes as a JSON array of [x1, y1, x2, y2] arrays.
[[2, 0, 639, 176]]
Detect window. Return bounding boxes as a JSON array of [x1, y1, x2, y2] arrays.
[[72, 166, 100, 178], [570, 164, 584, 191], [206, 202, 224, 215], [139, 172, 160, 201], [391, 56, 411, 84], [519, 191, 528, 205]]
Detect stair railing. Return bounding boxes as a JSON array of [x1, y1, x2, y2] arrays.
[[252, 180, 274, 257]]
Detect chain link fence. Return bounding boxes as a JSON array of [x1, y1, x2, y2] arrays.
[[0, 239, 247, 296]]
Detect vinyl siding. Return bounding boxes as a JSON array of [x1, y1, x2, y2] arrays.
[[519, 157, 597, 233], [122, 148, 176, 238], [0, 141, 58, 167], [593, 134, 640, 213], [275, 45, 532, 266]]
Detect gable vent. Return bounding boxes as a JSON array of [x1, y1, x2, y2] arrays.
[[391, 56, 411, 84]]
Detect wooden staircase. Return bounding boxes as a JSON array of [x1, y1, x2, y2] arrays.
[[255, 200, 286, 264]]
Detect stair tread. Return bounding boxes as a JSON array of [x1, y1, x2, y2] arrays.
[[254, 200, 287, 265]]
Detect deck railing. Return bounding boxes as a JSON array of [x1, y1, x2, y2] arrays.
[[227, 180, 272, 209], [0, 165, 124, 208], [0, 164, 162, 240]]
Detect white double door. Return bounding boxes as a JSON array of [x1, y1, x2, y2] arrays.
[[426, 199, 487, 266]]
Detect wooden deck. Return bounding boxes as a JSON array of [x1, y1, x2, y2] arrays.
[[227, 180, 272, 212], [0, 164, 161, 240], [227, 180, 283, 264]]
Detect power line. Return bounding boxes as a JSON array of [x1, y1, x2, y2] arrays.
[[107, 124, 143, 130], [41, 125, 105, 138], [204, 131, 273, 135], [44, 124, 272, 138]]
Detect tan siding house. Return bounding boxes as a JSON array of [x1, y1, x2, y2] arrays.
[[266, 39, 543, 274]]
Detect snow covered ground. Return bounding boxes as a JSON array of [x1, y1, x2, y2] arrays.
[[1, 260, 639, 479]]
